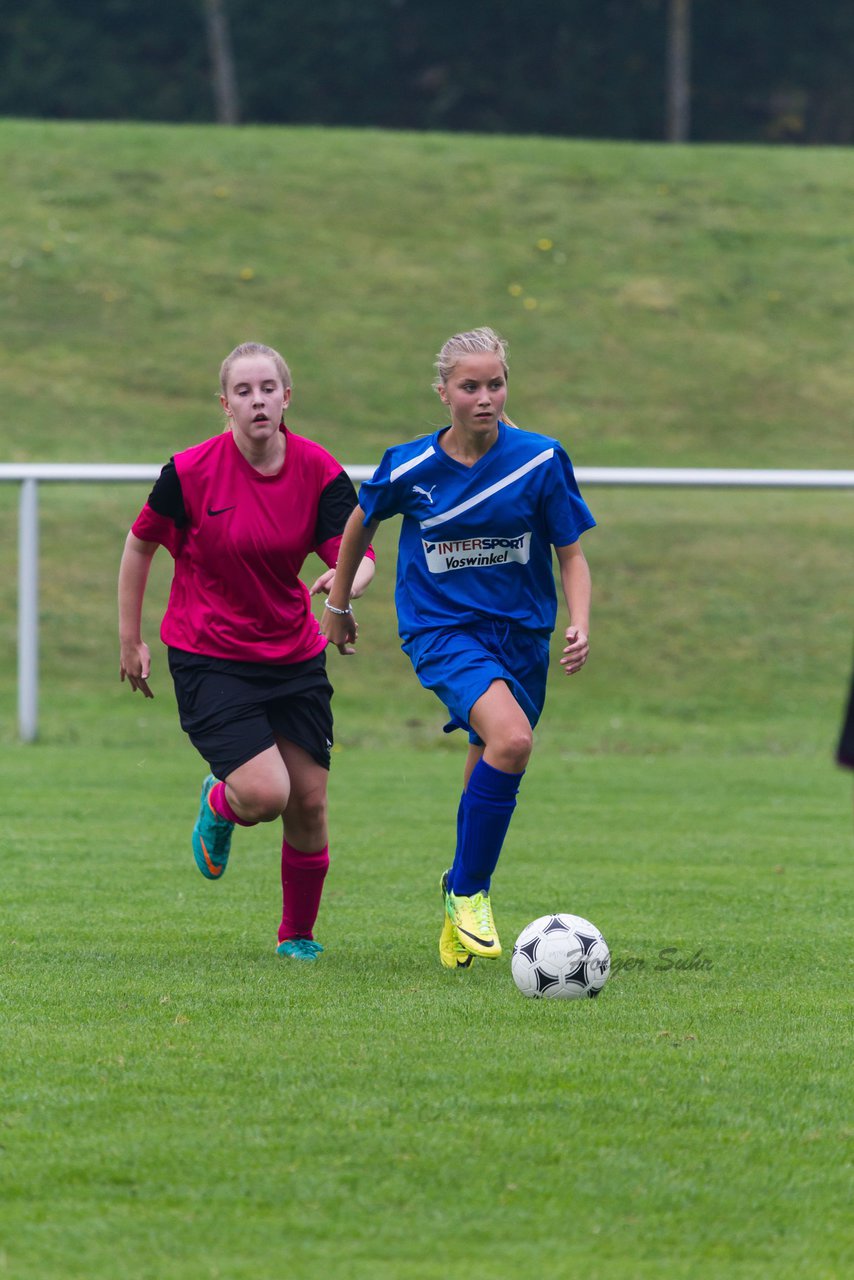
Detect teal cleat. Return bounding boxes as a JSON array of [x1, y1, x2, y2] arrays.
[[276, 938, 325, 961], [192, 774, 234, 880]]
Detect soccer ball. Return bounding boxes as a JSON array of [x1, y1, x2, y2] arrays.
[[511, 913, 610, 999]]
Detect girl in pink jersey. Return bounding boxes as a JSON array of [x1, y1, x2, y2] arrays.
[[118, 342, 375, 960]]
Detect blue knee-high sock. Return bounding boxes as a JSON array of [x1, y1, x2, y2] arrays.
[[449, 758, 524, 896]]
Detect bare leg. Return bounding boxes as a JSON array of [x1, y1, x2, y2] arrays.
[[468, 679, 533, 774], [221, 744, 291, 823], [275, 738, 329, 850]]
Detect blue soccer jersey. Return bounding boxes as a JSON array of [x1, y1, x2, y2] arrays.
[[357, 421, 595, 641]]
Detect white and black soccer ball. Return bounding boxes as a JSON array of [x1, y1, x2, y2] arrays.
[[511, 913, 610, 999]]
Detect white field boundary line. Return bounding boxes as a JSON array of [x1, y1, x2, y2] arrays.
[[2, 464, 852, 743]]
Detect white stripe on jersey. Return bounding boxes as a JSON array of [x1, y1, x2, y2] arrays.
[[390, 444, 436, 483], [419, 447, 555, 531]]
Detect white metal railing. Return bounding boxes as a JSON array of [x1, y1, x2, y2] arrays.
[[2, 462, 853, 743]]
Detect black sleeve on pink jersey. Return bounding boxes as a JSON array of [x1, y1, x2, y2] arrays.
[[146, 459, 188, 528], [314, 469, 359, 544]]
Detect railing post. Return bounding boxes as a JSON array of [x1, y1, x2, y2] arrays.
[[18, 477, 39, 743]]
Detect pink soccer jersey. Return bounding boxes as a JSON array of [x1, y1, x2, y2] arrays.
[[132, 427, 371, 664]]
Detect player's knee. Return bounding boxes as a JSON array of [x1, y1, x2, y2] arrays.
[[495, 726, 533, 773], [236, 779, 290, 823]]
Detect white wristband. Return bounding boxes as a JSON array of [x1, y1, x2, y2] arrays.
[[324, 600, 352, 616]]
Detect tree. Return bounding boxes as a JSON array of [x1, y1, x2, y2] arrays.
[[203, 0, 239, 124], [666, 0, 691, 141]]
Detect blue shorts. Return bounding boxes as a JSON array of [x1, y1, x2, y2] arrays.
[[402, 623, 550, 745]]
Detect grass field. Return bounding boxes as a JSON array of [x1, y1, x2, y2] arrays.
[[1, 119, 852, 1278], [3, 744, 851, 1279]]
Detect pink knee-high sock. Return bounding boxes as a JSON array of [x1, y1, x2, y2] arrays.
[[278, 841, 329, 942], [210, 781, 256, 827]]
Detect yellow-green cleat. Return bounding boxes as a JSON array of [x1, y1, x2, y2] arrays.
[[439, 873, 475, 969], [445, 878, 502, 958]]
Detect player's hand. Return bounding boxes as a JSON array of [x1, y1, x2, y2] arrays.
[[319, 608, 359, 657], [120, 640, 154, 697], [308, 567, 336, 597], [559, 626, 589, 675], [309, 566, 368, 602]]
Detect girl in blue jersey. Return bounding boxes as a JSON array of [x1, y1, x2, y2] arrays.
[[320, 327, 594, 967]]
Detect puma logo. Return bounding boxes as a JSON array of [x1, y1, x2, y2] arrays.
[[412, 484, 437, 503]]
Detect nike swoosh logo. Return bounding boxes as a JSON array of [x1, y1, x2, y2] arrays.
[[456, 925, 497, 949], [200, 837, 224, 876], [207, 505, 236, 517]]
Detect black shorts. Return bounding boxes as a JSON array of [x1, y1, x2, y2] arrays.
[[168, 648, 334, 780]]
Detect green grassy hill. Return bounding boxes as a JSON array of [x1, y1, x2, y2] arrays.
[[1, 119, 853, 467], [0, 118, 851, 755]]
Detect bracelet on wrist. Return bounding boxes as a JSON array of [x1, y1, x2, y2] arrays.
[[324, 600, 352, 616]]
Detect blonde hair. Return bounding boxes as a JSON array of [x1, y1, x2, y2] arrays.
[[433, 326, 516, 427], [433, 326, 508, 389], [219, 342, 292, 396]]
